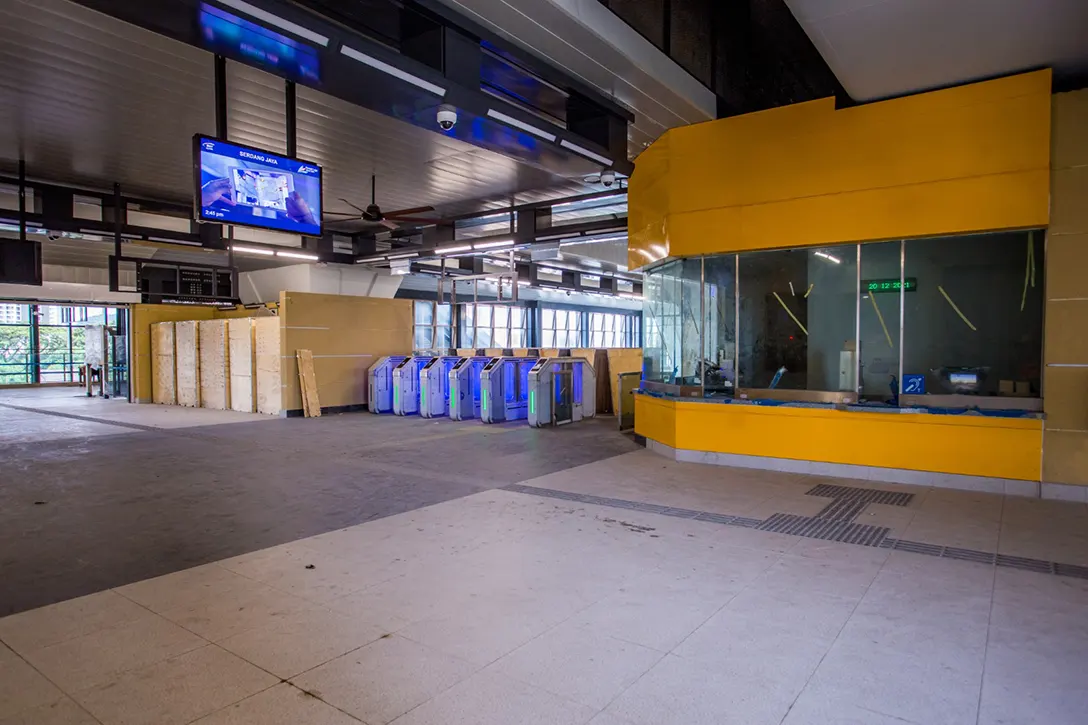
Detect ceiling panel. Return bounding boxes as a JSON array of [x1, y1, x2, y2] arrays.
[[0, 0, 599, 228], [787, 0, 1088, 101]]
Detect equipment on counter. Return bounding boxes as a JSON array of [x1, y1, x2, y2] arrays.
[[448, 356, 493, 421], [368, 356, 408, 413], [527, 357, 597, 427], [418, 356, 463, 418]]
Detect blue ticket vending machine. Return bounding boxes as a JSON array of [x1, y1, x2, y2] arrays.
[[368, 355, 408, 413], [448, 357, 493, 421], [419, 356, 463, 418], [479, 357, 538, 423], [392, 356, 433, 415]]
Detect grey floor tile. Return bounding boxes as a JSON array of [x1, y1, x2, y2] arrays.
[[191, 683, 360, 725]]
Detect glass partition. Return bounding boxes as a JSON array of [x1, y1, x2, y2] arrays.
[[641, 229, 1044, 409]]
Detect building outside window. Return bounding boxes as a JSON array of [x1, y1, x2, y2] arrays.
[[1, 304, 120, 385]]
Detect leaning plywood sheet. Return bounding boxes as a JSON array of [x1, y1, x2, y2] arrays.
[[151, 322, 177, 405], [198, 320, 230, 410], [228, 319, 256, 413], [296, 349, 321, 417], [254, 317, 282, 415], [175, 321, 201, 407]]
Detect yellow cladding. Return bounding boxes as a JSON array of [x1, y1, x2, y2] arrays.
[[635, 397, 1043, 482], [629, 69, 1052, 269]]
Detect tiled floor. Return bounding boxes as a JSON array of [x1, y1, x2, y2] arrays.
[[2, 446, 1087, 724]]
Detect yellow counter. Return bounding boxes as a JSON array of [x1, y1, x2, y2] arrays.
[[635, 395, 1043, 482]]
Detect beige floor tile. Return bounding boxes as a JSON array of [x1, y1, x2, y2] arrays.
[[756, 552, 884, 599], [389, 669, 595, 725], [490, 622, 663, 709], [721, 584, 859, 641], [0, 591, 148, 654], [191, 683, 359, 725], [397, 601, 559, 667], [23, 614, 205, 693], [217, 605, 386, 679], [902, 513, 1000, 551], [73, 645, 278, 725], [292, 635, 477, 725], [0, 643, 64, 721], [115, 563, 258, 614], [158, 579, 313, 642], [857, 502, 916, 536], [0, 697, 99, 725], [605, 653, 798, 725]]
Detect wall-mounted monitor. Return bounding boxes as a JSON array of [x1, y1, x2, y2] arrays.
[[198, 3, 320, 84], [194, 135, 323, 237]]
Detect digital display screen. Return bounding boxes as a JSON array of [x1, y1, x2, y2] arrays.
[[863, 277, 917, 293], [198, 3, 320, 83], [949, 372, 978, 385], [194, 136, 323, 236]]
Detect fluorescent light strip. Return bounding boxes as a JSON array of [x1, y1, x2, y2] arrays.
[[559, 139, 613, 167], [473, 239, 514, 250], [436, 244, 473, 254], [232, 245, 275, 256], [386, 251, 419, 260], [277, 250, 319, 260], [486, 109, 557, 142], [218, 0, 329, 46], [814, 251, 842, 264], [340, 45, 446, 96]]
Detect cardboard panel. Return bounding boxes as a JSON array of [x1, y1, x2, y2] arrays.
[[228, 319, 256, 413], [254, 317, 282, 416], [175, 321, 200, 407], [1044, 300, 1088, 364], [1043, 366, 1088, 431], [1052, 90, 1088, 170], [131, 304, 216, 403], [151, 322, 176, 405], [1050, 166, 1088, 235], [1042, 430, 1088, 486], [1045, 233, 1088, 301], [198, 320, 230, 410]]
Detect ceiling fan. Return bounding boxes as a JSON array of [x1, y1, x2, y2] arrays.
[[325, 175, 444, 229]]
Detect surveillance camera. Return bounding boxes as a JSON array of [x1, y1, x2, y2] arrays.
[[46, 231, 62, 241], [436, 105, 458, 131], [600, 170, 616, 187]]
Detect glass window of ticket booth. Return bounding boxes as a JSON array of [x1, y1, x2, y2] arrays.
[[641, 230, 1045, 410]]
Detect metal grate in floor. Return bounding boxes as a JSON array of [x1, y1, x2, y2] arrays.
[[806, 483, 915, 507], [501, 484, 1088, 581]]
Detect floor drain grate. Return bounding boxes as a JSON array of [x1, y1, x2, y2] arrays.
[[806, 483, 915, 507], [501, 484, 1086, 580]]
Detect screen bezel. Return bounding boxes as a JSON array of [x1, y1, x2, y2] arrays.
[[192, 134, 324, 237]]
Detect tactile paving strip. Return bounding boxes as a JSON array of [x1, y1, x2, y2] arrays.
[[501, 483, 1088, 581]]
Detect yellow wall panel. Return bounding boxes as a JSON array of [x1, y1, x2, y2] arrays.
[[629, 70, 1052, 268], [1044, 300, 1088, 364], [1042, 367, 1088, 431], [634, 394, 677, 448]]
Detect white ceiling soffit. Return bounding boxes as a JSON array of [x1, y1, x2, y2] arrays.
[[786, 0, 1088, 102], [435, 0, 717, 158]]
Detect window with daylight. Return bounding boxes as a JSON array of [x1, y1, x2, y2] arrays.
[[541, 308, 584, 348], [589, 312, 640, 348], [461, 304, 528, 349], [0, 303, 121, 385], [412, 300, 452, 351]]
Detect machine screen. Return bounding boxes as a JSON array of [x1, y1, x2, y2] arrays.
[[530, 359, 547, 372], [393, 359, 411, 370], [483, 360, 499, 371], [422, 359, 437, 370]]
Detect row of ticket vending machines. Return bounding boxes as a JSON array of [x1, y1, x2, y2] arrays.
[[367, 352, 597, 427]]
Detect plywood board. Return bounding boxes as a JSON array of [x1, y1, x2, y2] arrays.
[[607, 349, 644, 415], [175, 321, 200, 408], [198, 320, 230, 410], [228, 318, 256, 413], [296, 349, 321, 417], [254, 316, 282, 416], [151, 322, 177, 405]]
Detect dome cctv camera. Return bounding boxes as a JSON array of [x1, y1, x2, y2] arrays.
[[437, 105, 458, 131], [600, 169, 616, 187]]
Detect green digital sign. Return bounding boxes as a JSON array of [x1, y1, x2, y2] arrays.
[[863, 277, 917, 293]]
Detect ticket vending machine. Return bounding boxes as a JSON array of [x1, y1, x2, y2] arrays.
[[392, 356, 434, 415], [448, 356, 493, 421], [479, 357, 538, 423], [527, 357, 597, 427], [418, 356, 463, 418], [368, 355, 408, 413]]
